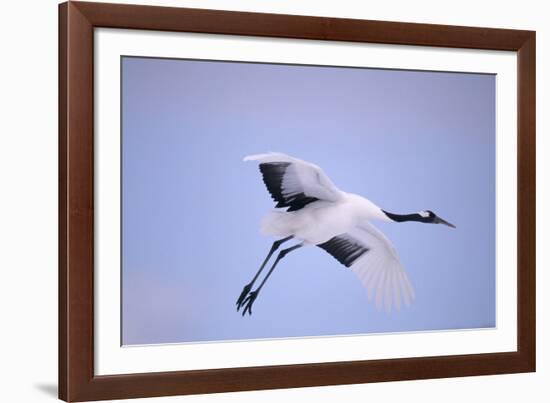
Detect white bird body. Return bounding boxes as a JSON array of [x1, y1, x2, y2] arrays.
[[237, 152, 454, 315], [261, 193, 389, 245]]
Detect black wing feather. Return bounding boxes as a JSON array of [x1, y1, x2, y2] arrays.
[[259, 162, 319, 212], [317, 235, 369, 268]]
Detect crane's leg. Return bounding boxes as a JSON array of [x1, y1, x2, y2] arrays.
[[240, 243, 303, 316], [236, 236, 294, 310]]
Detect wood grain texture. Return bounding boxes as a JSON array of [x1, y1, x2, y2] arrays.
[[58, 4, 68, 401], [516, 32, 536, 370], [74, 1, 532, 50], [58, 1, 536, 401], [59, 2, 95, 401]]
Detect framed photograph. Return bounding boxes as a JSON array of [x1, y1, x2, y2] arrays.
[[59, 1, 536, 401]]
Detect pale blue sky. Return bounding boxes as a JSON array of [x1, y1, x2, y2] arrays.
[[121, 56, 495, 345]]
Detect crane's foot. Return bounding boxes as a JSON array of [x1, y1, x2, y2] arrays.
[[240, 291, 259, 316], [236, 283, 252, 311]]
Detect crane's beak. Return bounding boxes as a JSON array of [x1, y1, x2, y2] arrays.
[[434, 216, 456, 228]]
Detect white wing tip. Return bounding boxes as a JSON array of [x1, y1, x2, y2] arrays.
[[243, 152, 272, 162], [243, 152, 286, 162], [359, 268, 415, 313]]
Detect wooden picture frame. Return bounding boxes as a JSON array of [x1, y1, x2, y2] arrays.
[[59, 1, 536, 401]]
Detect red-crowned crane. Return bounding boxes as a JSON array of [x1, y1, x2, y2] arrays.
[[237, 152, 455, 316]]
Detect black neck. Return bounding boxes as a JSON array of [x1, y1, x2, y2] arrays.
[[382, 210, 423, 223]]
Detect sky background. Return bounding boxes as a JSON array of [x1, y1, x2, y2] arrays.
[[121, 56, 496, 345]]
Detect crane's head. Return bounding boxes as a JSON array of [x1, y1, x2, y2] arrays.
[[418, 210, 456, 228]]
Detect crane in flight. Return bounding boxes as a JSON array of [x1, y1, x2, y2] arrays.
[[237, 152, 455, 316]]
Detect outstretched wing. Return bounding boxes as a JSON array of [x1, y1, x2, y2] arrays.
[[244, 152, 342, 211], [317, 222, 415, 312]]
